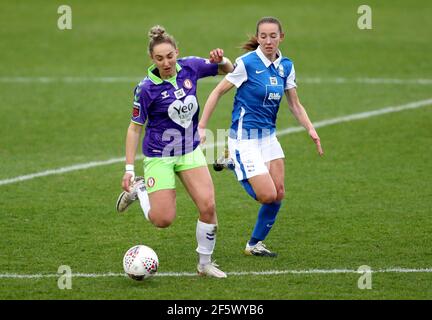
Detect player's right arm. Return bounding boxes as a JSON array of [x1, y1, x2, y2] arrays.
[[122, 82, 149, 191], [122, 122, 143, 192]]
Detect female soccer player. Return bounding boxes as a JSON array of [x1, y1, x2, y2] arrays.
[[116, 25, 233, 277], [199, 17, 323, 257]]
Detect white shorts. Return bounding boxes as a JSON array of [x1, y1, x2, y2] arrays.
[[228, 134, 285, 181]]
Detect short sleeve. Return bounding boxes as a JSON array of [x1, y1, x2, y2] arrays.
[[285, 64, 297, 90], [225, 58, 247, 88], [187, 57, 218, 79], [131, 85, 149, 125]]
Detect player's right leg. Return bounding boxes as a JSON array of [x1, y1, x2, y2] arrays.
[[146, 189, 176, 228], [242, 174, 279, 257], [247, 174, 277, 204], [141, 156, 177, 227], [115, 180, 176, 227], [116, 176, 145, 213], [116, 156, 177, 226]]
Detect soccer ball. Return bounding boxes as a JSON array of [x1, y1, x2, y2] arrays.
[[123, 245, 159, 281]]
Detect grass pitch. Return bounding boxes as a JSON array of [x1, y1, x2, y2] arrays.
[[0, 0, 431, 300]]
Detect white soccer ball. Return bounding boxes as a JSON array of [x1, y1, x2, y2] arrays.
[[123, 245, 159, 281]]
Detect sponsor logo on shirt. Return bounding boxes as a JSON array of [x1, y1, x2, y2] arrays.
[[256, 70, 266, 74], [263, 84, 284, 106], [167, 95, 198, 128], [268, 92, 281, 101]]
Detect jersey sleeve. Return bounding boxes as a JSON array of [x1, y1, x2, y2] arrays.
[[285, 64, 297, 90], [187, 56, 218, 79], [130, 84, 149, 125], [225, 58, 247, 88]]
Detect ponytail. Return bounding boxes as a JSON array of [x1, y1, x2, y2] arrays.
[[241, 35, 259, 52]]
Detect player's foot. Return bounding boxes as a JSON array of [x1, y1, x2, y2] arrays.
[[244, 241, 278, 257], [213, 148, 235, 172], [116, 176, 145, 213], [197, 261, 227, 278]]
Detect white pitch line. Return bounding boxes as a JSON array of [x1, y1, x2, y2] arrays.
[[278, 97, 432, 135], [1, 76, 432, 85], [1, 97, 432, 187], [0, 157, 132, 186], [1, 268, 432, 279]]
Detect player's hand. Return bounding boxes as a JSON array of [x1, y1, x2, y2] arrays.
[[209, 48, 224, 64], [122, 171, 135, 192], [198, 126, 207, 145], [309, 128, 323, 156]]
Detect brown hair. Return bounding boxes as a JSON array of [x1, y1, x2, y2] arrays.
[[148, 25, 177, 56], [241, 17, 283, 52]]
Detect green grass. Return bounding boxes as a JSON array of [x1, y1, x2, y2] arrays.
[[0, 0, 432, 299]]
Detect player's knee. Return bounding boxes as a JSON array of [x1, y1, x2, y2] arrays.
[[150, 212, 175, 228], [276, 187, 285, 202], [257, 191, 277, 204], [198, 199, 216, 220], [152, 218, 173, 228]]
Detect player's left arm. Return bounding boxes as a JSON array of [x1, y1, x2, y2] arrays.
[[209, 48, 234, 75], [285, 88, 324, 156]]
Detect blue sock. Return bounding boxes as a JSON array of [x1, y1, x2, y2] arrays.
[[249, 202, 282, 245], [240, 179, 257, 200]]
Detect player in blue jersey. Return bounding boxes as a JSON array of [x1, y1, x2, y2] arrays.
[[116, 25, 234, 277], [199, 17, 323, 257]]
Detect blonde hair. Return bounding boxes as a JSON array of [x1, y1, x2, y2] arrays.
[[148, 25, 177, 55], [241, 17, 283, 52]]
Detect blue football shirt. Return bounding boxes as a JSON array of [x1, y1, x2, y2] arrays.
[[225, 46, 296, 139]]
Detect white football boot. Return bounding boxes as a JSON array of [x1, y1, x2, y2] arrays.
[[244, 241, 278, 257], [197, 261, 227, 278], [116, 176, 145, 213], [213, 148, 235, 172]]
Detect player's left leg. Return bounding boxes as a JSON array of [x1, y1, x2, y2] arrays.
[[176, 148, 227, 278], [245, 136, 285, 257], [268, 158, 285, 202], [253, 158, 285, 242], [245, 161, 284, 257]]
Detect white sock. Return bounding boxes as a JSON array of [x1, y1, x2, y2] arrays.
[[136, 186, 151, 220], [196, 220, 217, 265], [199, 253, 211, 266]]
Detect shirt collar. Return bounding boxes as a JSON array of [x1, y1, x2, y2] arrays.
[[256, 46, 283, 68], [147, 62, 182, 85]]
